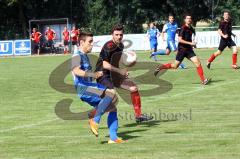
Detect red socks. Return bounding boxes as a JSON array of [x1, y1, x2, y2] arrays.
[[131, 91, 142, 118], [197, 65, 205, 82], [208, 54, 216, 63], [232, 54, 237, 65], [162, 63, 172, 69]]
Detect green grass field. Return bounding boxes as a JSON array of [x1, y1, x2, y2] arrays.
[[1, 49, 240, 159]]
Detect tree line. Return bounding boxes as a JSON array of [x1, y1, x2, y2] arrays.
[[1, 0, 240, 39]]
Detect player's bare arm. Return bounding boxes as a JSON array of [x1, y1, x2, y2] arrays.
[[72, 66, 103, 79], [218, 29, 228, 38], [102, 60, 128, 76], [161, 30, 165, 41]]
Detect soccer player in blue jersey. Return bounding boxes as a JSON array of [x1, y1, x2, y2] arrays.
[[71, 31, 125, 144], [147, 22, 160, 56], [150, 14, 186, 68]]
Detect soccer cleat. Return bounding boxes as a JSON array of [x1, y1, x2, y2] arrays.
[[108, 138, 126, 144], [201, 78, 211, 85], [135, 114, 154, 123], [232, 65, 240, 69], [154, 65, 162, 76], [179, 64, 187, 69], [149, 53, 154, 59], [150, 54, 159, 61], [207, 62, 211, 69], [88, 119, 99, 137]]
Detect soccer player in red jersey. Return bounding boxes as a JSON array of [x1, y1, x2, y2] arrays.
[[71, 26, 79, 53], [62, 26, 69, 54], [31, 28, 42, 55], [207, 11, 239, 69], [45, 27, 56, 53], [154, 14, 211, 85], [95, 24, 153, 123]]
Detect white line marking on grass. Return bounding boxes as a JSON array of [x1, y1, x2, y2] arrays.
[[158, 80, 239, 99], [0, 118, 58, 133], [28, 135, 86, 139]]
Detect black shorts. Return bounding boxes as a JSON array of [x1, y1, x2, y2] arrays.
[[72, 41, 77, 45], [64, 40, 69, 46], [218, 38, 236, 51], [97, 73, 125, 89], [47, 40, 54, 47], [33, 41, 40, 50], [176, 48, 196, 62], [97, 76, 114, 89]]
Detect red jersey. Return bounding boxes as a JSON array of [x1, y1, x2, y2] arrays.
[[45, 29, 55, 40], [71, 30, 79, 42], [31, 32, 41, 43], [62, 30, 70, 41]]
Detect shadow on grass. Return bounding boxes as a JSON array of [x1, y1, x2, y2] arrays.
[[100, 129, 148, 144], [191, 79, 225, 85], [123, 119, 177, 128]]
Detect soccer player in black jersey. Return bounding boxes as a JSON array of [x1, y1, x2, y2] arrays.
[[154, 14, 211, 85], [207, 11, 238, 69], [95, 24, 153, 123]]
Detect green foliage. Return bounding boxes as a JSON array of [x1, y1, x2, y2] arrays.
[[215, 0, 240, 25], [0, 0, 240, 39]]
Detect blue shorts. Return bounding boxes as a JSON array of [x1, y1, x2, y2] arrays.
[[150, 41, 158, 50], [167, 40, 177, 52], [75, 81, 106, 107]]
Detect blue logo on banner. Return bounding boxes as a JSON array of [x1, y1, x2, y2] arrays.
[[0, 41, 13, 56], [14, 40, 31, 55]]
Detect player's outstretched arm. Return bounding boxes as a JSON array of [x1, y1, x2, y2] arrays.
[[103, 61, 128, 76], [72, 67, 102, 79], [231, 32, 236, 37]]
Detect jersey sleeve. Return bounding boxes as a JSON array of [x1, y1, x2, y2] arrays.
[[178, 28, 185, 38], [71, 54, 81, 70], [218, 22, 223, 30], [162, 24, 167, 32], [99, 47, 110, 62]]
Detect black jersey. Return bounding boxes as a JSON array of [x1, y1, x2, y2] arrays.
[[178, 25, 195, 50], [218, 20, 232, 39], [95, 40, 124, 76]]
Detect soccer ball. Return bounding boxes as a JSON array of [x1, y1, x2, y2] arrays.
[[121, 50, 137, 67]]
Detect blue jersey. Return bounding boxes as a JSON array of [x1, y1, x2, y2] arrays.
[[72, 51, 93, 86], [147, 28, 159, 42], [71, 50, 106, 107], [163, 22, 178, 41]]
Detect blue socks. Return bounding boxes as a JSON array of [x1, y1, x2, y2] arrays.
[[93, 96, 112, 124], [151, 50, 166, 61], [107, 112, 118, 141], [152, 50, 166, 56]]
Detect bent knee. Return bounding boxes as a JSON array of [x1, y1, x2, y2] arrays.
[[129, 86, 138, 92], [105, 89, 116, 98], [215, 51, 222, 56], [112, 95, 119, 105]]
